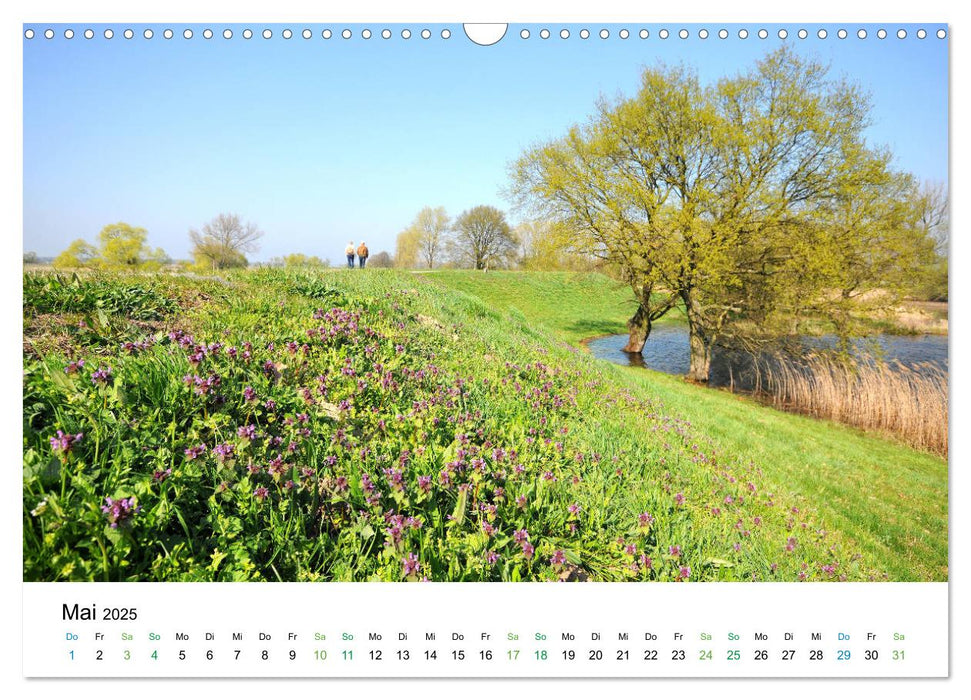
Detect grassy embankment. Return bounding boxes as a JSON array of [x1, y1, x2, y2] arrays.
[[428, 270, 948, 581], [429, 272, 948, 455], [425, 270, 682, 345], [21, 269, 946, 581]]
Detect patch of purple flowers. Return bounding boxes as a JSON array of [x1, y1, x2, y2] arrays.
[[102, 496, 140, 528], [50, 430, 83, 455], [91, 366, 113, 385]]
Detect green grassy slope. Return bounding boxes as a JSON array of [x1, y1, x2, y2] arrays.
[[21, 269, 946, 581], [427, 270, 686, 345], [428, 270, 948, 581]]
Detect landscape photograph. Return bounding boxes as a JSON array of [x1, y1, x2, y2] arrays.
[[22, 25, 948, 583]]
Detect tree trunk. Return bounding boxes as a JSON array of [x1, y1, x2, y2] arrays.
[[623, 303, 652, 353], [684, 295, 713, 383], [686, 325, 712, 382]]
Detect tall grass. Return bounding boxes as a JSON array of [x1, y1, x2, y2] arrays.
[[754, 353, 948, 456]]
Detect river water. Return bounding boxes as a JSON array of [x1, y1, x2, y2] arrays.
[[586, 326, 948, 390]]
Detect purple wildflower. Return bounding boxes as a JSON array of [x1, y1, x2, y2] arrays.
[[213, 443, 236, 461], [402, 552, 420, 578], [50, 430, 83, 455], [101, 497, 140, 528], [382, 468, 404, 491], [91, 366, 113, 385], [184, 444, 207, 459]]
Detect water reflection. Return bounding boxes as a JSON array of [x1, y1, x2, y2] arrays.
[[586, 326, 948, 390]]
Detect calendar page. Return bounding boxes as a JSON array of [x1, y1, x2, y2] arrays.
[[12, 0, 958, 693]]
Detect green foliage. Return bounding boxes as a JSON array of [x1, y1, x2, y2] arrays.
[[516, 220, 600, 272], [22, 269, 945, 582], [280, 253, 328, 268], [394, 228, 419, 269], [53, 239, 99, 269], [52, 224, 169, 271], [23, 272, 178, 320], [397, 206, 450, 269], [915, 257, 948, 302], [288, 275, 347, 306], [191, 247, 247, 272], [510, 47, 945, 381]]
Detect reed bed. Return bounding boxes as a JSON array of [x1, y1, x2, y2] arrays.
[[752, 353, 948, 456]]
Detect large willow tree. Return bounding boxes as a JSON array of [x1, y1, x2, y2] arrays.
[[510, 47, 938, 382]]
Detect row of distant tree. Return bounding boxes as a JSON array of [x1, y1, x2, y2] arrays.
[[394, 204, 600, 272], [45, 214, 264, 272], [49, 223, 170, 270], [40, 214, 393, 272], [36, 207, 602, 274]]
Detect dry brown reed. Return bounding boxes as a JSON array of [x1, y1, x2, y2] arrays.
[[752, 352, 948, 456]]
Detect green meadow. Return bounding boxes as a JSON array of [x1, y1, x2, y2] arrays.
[[22, 269, 947, 582], [429, 270, 948, 582]]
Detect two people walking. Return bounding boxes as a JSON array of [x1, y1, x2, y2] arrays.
[[345, 241, 369, 269]]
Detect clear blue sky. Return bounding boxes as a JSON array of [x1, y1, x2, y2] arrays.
[[23, 23, 948, 261]]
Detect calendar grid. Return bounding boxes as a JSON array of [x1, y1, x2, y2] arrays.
[[24, 582, 948, 678]]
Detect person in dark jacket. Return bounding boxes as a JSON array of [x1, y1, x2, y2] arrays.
[[357, 242, 369, 268]]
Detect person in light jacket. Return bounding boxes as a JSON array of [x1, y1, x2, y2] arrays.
[[344, 241, 355, 269], [357, 241, 369, 269]]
